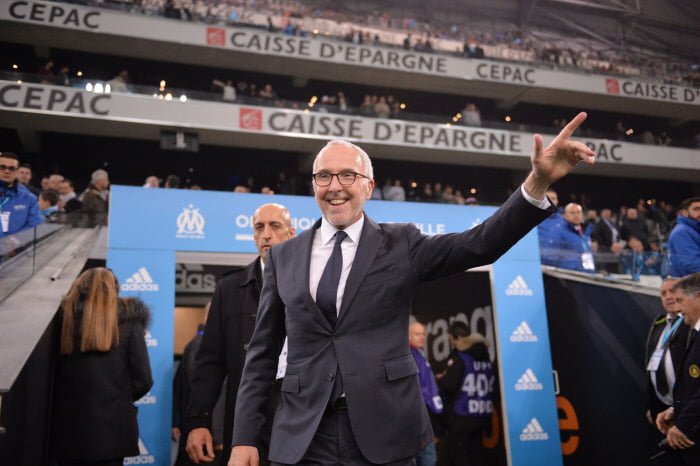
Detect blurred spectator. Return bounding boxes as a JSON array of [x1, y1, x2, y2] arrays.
[[420, 183, 434, 202], [51, 268, 152, 466], [442, 184, 455, 204], [109, 70, 130, 93], [41, 176, 50, 191], [16, 163, 40, 196], [81, 169, 110, 226], [584, 209, 599, 236], [461, 103, 482, 127], [438, 325, 493, 466], [58, 179, 82, 213], [57, 66, 71, 86], [164, 0, 192, 20], [538, 189, 563, 256], [233, 185, 250, 193], [260, 186, 275, 195], [0, 152, 43, 236], [385, 179, 406, 201], [48, 174, 64, 192], [591, 208, 623, 253], [359, 95, 374, 116], [464, 196, 478, 205], [275, 172, 292, 194], [621, 208, 650, 247], [620, 235, 661, 279], [337, 92, 348, 113], [641, 130, 655, 145], [371, 184, 383, 200], [38, 59, 54, 84], [656, 132, 672, 146], [165, 174, 181, 189], [403, 34, 412, 50], [213, 79, 237, 102], [668, 197, 700, 278], [463, 40, 484, 58], [433, 182, 443, 202], [541, 203, 595, 272], [143, 176, 160, 188], [374, 96, 391, 118], [259, 84, 278, 100], [39, 190, 60, 222]]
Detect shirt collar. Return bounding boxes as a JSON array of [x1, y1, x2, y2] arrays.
[[320, 214, 364, 246], [695, 319, 700, 332], [259, 257, 265, 273]]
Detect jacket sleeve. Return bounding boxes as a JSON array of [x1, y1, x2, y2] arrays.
[[184, 282, 229, 431], [128, 321, 153, 401], [25, 195, 44, 228], [438, 355, 464, 400], [231, 249, 286, 448], [409, 188, 553, 281], [670, 229, 700, 275]]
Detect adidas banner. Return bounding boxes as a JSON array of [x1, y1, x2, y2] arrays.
[[108, 186, 561, 466], [107, 248, 175, 466]]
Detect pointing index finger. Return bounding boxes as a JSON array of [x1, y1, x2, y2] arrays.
[[554, 112, 587, 143]]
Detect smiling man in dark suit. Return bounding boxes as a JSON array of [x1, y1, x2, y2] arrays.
[[230, 113, 596, 466]]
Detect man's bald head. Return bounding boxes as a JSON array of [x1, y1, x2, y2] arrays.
[[408, 322, 426, 349], [252, 203, 295, 261], [564, 203, 583, 226]]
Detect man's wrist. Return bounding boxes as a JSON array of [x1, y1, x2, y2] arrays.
[[523, 172, 550, 201]]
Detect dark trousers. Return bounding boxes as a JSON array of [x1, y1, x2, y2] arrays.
[[271, 405, 415, 466], [446, 416, 490, 466]]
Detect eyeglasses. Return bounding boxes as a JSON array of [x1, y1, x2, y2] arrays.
[[0, 165, 18, 172], [312, 171, 370, 187]]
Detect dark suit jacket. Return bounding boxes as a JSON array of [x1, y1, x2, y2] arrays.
[[232, 189, 552, 464], [592, 219, 616, 250], [184, 260, 262, 451], [673, 328, 700, 463], [645, 314, 690, 419], [51, 299, 152, 461]]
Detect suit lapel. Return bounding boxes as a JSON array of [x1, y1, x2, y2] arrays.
[[302, 219, 333, 332], [336, 216, 383, 327]]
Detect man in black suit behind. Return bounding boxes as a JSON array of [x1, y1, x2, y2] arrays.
[[657, 272, 700, 465], [230, 113, 596, 466], [183, 203, 295, 464], [645, 278, 690, 425]]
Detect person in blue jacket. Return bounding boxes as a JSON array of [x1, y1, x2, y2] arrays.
[[542, 202, 595, 273], [538, 189, 564, 265], [0, 152, 43, 237], [668, 197, 700, 278]]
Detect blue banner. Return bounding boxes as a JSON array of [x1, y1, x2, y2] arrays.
[[107, 248, 175, 466], [108, 185, 561, 466]]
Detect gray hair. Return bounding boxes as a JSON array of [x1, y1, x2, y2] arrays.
[[312, 140, 374, 180], [91, 169, 109, 183], [673, 272, 700, 297]]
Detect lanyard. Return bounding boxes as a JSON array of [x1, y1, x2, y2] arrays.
[[0, 196, 10, 211], [660, 317, 683, 348]]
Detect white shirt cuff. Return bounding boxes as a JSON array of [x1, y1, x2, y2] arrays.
[[520, 185, 552, 210]]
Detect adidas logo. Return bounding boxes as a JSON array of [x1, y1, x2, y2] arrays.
[[145, 331, 158, 347], [519, 418, 549, 441], [121, 267, 159, 292], [515, 369, 544, 391], [123, 438, 156, 464], [510, 321, 538, 343], [505, 275, 533, 296]]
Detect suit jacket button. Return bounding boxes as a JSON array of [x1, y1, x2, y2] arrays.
[[326, 372, 335, 381]]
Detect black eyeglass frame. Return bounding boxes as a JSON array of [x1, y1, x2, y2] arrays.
[[311, 171, 371, 187]]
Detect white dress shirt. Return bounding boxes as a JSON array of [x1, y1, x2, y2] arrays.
[[309, 215, 365, 316]]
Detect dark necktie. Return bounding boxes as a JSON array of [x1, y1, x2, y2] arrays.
[[316, 231, 347, 328], [655, 316, 677, 396]]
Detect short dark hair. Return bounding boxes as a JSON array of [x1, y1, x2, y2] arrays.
[[62, 178, 74, 188], [448, 321, 469, 338], [165, 174, 181, 188], [39, 190, 59, 206], [19, 163, 31, 170], [0, 152, 19, 162], [673, 272, 700, 297], [680, 197, 700, 210]]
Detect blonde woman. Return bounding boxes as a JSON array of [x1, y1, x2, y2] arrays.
[[51, 268, 153, 466]]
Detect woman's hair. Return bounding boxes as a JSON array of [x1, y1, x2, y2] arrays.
[[60, 267, 119, 354]]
